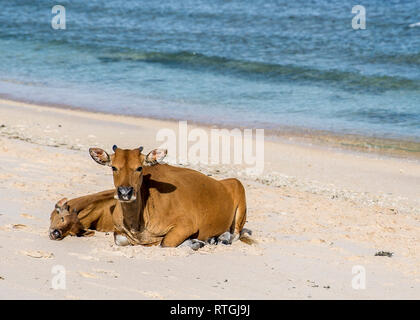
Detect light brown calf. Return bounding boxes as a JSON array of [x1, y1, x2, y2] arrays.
[[49, 189, 116, 240], [89, 146, 252, 249]]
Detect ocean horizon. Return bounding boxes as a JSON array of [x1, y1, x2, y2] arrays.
[[1, 0, 419, 141]]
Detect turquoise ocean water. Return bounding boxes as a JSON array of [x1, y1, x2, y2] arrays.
[[0, 0, 419, 140]]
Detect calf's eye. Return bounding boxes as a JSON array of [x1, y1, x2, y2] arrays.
[[112, 166, 118, 172], [136, 167, 143, 172]]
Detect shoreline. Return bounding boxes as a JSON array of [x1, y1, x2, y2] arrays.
[[1, 95, 419, 161]]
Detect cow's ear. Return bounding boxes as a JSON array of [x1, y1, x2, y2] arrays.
[[55, 198, 68, 213], [144, 149, 167, 166], [89, 148, 111, 166]]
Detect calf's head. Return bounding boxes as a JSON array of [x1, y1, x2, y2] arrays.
[[89, 145, 167, 202], [49, 198, 93, 240]]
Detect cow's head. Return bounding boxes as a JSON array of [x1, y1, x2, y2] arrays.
[[89, 146, 167, 202], [49, 198, 94, 240]]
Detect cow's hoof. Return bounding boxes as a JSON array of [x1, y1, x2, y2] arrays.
[[114, 234, 130, 246], [207, 237, 218, 245], [217, 232, 233, 245], [190, 239, 206, 250], [179, 239, 205, 250]]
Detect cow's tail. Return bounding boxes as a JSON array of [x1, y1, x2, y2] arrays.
[[239, 228, 257, 245], [231, 179, 256, 245]]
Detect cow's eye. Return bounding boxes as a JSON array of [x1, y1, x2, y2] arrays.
[[112, 166, 118, 172], [136, 167, 143, 172]]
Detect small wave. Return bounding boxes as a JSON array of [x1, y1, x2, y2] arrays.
[[368, 52, 420, 66], [0, 78, 46, 87], [336, 108, 420, 126], [409, 22, 420, 28], [98, 51, 420, 92]]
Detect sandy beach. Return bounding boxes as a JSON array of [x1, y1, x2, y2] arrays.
[[0, 98, 419, 299]]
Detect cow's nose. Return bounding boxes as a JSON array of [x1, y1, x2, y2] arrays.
[[117, 186, 134, 201], [50, 229, 61, 240]]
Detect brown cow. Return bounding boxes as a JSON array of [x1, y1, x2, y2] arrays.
[[49, 190, 116, 240], [89, 146, 252, 250]]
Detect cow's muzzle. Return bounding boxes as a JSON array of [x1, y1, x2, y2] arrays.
[[49, 229, 62, 240], [117, 186, 134, 202]]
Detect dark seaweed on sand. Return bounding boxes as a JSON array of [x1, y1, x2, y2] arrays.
[[375, 251, 393, 257]]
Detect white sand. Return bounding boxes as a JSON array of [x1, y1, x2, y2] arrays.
[[0, 98, 419, 299]]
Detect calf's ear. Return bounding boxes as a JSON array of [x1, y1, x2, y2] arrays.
[[145, 149, 167, 166], [55, 198, 68, 213], [89, 148, 111, 166]]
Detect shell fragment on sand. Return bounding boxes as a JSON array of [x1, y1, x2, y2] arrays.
[[78, 272, 98, 279], [13, 224, 28, 229], [20, 250, 54, 259], [20, 214, 35, 219]]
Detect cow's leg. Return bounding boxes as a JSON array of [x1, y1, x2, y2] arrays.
[[161, 224, 199, 249], [114, 229, 163, 247], [130, 229, 163, 246]]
